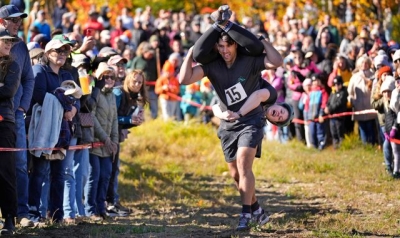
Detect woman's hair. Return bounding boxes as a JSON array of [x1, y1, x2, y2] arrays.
[[136, 41, 150, 57], [355, 54, 372, 70], [123, 70, 148, 106], [0, 55, 14, 79], [324, 46, 337, 61]]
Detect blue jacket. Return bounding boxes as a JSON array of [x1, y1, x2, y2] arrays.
[[308, 89, 324, 120], [31, 64, 80, 111], [0, 61, 21, 123], [11, 40, 34, 113]]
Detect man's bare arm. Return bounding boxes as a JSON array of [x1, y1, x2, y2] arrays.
[[179, 46, 205, 85]]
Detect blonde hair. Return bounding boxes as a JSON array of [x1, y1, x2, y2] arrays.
[[123, 70, 148, 106]]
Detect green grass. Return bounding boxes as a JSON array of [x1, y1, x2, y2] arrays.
[[16, 118, 400, 237], [117, 119, 400, 237]]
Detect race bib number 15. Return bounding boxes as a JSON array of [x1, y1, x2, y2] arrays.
[[225, 82, 247, 106]]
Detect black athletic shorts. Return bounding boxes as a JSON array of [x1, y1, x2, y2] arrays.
[[217, 116, 265, 163]]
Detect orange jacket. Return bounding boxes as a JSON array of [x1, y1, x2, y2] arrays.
[[155, 75, 180, 101]]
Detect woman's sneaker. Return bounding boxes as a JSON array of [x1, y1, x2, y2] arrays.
[[210, 5, 232, 24]]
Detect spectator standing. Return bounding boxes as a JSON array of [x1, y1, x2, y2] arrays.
[[28, 38, 78, 223], [372, 66, 394, 174], [107, 70, 148, 216], [131, 42, 158, 119], [180, 84, 201, 125], [0, 4, 35, 228], [155, 53, 181, 121], [0, 28, 21, 235], [85, 63, 118, 221], [347, 55, 377, 144], [52, 0, 68, 30], [119, 7, 134, 31], [299, 78, 313, 148], [33, 10, 51, 41], [325, 76, 348, 149]]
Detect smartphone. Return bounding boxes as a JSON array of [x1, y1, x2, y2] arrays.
[[85, 28, 93, 37]]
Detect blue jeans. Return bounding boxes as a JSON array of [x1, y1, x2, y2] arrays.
[[309, 121, 326, 149], [279, 126, 289, 144], [74, 148, 89, 217], [29, 157, 65, 222], [39, 165, 50, 218], [62, 138, 78, 219], [148, 88, 158, 119], [85, 154, 112, 216], [358, 119, 376, 144], [381, 127, 393, 170], [15, 110, 30, 218]]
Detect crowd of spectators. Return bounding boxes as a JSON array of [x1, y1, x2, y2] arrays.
[[0, 0, 399, 234]]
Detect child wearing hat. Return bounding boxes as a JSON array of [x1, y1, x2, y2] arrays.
[[325, 76, 349, 149]]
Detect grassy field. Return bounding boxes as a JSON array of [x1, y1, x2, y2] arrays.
[[16, 119, 400, 237]]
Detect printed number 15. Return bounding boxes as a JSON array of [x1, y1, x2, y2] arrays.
[[226, 86, 241, 103]]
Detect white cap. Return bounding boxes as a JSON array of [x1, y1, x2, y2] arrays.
[[393, 49, 400, 62]]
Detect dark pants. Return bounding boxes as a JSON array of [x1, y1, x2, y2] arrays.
[[29, 157, 65, 222], [291, 100, 305, 142], [309, 121, 326, 149], [330, 118, 345, 147], [106, 145, 120, 205], [193, 22, 264, 64], [0, 121, 17, 218]]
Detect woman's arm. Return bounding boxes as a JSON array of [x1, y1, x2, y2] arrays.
[[0, 62, 20, 99], [237, 89, 270, 116]]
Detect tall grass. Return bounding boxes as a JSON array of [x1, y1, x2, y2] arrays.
[[118, 119, 400, 236]]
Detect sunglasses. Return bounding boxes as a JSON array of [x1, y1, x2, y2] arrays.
[[5, 18, 22, 24], [396, 79, 400, 84], [0, 38, 15, 44], [103, 75, 115, 80], [116, 62, 126, 68], [53, 48, 70, 56], [395, 59, 400, 64]]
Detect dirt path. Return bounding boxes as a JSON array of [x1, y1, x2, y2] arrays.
[[17, 176, 339, 238]]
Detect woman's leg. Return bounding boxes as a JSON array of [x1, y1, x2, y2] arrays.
[[192, 25, 221, 64], [85, 154, 100, 216], [193, 22, 264, 65]]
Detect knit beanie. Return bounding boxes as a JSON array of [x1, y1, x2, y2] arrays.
[[377, 66, 392, 80], [380, 75, 395, 94]]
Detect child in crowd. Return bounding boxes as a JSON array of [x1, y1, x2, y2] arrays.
[[199, 77, 216, 124], [324, 76, 349, 149], [299, 78, 312, 148], [180, 83, 201, 125], [381, 76, 398, 177], [301, 74, 328, 150]]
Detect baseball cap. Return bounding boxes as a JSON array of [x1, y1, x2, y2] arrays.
[[29, 48, 44, 59], [44, 39, 71, 53], [52, 34, 75, 45], [98, 46, 117, 57], [95, 62, 115, 79], [27, 42, 40, 51], [0, 28, 17, 41], [107, 55, 128, 66], [0, 5, 27, 18], [72, 54, 90, 68], [142, 44, 155, 54], [333, 76, 343, 85], [393, 50, 400, 62]]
